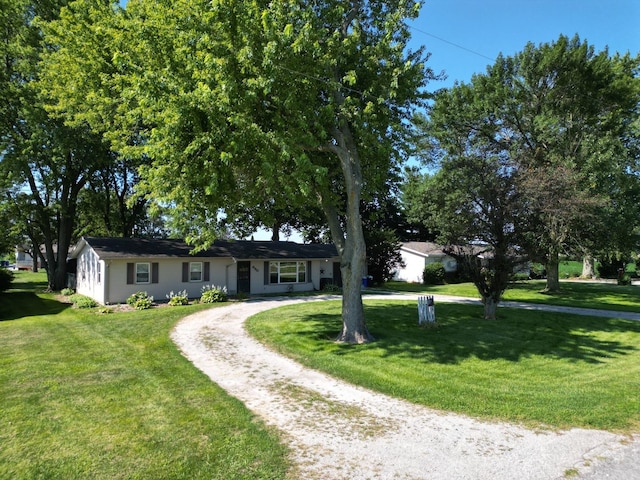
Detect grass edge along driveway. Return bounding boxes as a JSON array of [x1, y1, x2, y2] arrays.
[[0, 278, 290, 480], [247, 298, 640, 434]]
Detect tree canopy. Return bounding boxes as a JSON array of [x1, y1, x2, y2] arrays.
[[412, 35, 640, 304], [35, 0, 436, 342]]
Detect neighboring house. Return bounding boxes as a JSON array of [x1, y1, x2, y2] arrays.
[[393, 242, 457, 283], [15, 247, 45, 271], [15, 249, 34, 270], [69, 237, 340, 304]]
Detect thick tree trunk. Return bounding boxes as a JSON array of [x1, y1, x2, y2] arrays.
[[581, 255, 596, 278], [483, 296, 498, 320], [337, 250, 371, 343], [319, 120, 373, 343], [544, 252, 560, 292]]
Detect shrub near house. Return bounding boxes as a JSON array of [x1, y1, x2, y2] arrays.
[[423, 263, 445, 285], [200, 285, 228, 303], [0, 268, 14, 292], [127, 292, 153, 310]]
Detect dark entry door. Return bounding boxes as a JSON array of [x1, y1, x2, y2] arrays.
[[237, 261, 251, 294], [333, 262, 343, 287]]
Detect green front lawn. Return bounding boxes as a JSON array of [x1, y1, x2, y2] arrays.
[[247, 300, 640, 433], [3, 270, 639, 479], [0, 272, 289, 480]]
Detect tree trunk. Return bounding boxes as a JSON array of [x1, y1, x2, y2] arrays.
[[337, 250, 371, 343], [271, 221, 280, 241], [581, 255, 595, 278], [319, 121, 373, 343], [483, 296, 498, 320], [544, 252, 560, 292]]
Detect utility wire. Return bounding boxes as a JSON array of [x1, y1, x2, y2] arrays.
[[274, 24, 497, 97], [409, 25, 496, 62]]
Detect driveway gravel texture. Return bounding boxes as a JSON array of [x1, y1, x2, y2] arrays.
[[171, 294, 639, 480]]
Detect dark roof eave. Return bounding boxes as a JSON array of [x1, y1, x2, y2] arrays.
[[77, 237, 338, 261]]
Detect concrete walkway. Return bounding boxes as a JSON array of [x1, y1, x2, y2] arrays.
[[172, 294, 639, 480]]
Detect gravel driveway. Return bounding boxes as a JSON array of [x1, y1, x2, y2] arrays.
[[171, 295, 639, 480]]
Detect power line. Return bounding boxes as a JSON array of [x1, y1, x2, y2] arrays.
[[409, 25, 496, 62]]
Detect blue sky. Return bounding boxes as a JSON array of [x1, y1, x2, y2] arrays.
[[410, 0, 640, 90]]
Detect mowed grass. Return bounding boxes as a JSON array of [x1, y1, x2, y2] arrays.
[[383, 279, 640, 313], [247, 300, 640, 433], [0, 272, 288, 480]]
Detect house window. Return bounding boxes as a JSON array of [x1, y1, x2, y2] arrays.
[[97, 262, 101, 284], [136, 263, 150, 284], [190, 262, 203, 282], [127, 262, 158, 285], [269, 261, 306, 284]]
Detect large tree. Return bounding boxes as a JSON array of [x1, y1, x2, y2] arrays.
[[411, 111, 527, 319], [416, 35, 639, 293], [38, 0, 155, 240], [0, 0, 118, 290], [96, 0, 435, 343]]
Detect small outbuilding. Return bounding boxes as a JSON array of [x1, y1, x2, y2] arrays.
[[69, 237, 340, 304]]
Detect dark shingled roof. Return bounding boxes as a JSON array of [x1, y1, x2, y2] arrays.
[[77, 237, 338, 260]]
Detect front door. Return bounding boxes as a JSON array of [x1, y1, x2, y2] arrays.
[[333, 262, 343, 287], [237, 261, 251, 294]]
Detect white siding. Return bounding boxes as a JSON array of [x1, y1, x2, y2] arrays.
[[105, 257, 234, 304], [395, 250, 427, 283], [76, 246, 106, 304]]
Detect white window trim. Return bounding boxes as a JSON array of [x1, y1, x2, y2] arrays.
[[269, 261, 306, 284], [189, 262, 203, 282], [136, 262, 151, 284]]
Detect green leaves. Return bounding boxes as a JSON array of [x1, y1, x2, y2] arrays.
[[416, 34, 640, 294]]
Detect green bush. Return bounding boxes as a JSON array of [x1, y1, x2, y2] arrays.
[[443, 268, 472, 284], [200, 285, 228, 303], [423, 263, 445, 285], [597, 255, 627, 279], [61, 287, 75, 296], [322, 282, 342, 293], [166, 289, 189, 306], [127, 291, 154, 310], [69, 294, 97, 309], [0, 268, 14, 292], [618, 274, 632, 286]]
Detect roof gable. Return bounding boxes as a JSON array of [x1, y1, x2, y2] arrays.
[[400, 242, 447, 257]]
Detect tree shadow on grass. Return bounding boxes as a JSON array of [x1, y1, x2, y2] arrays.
[[0, 291, 70, 321], [296, 302, 640, 365]]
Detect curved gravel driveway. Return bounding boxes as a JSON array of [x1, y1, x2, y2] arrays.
[[171, 294, 639, 480]]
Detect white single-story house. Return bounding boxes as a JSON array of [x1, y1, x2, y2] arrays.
[[15, 247, 43, 270], [393, 242, 457, 283], [70, 237, 340, 304]]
